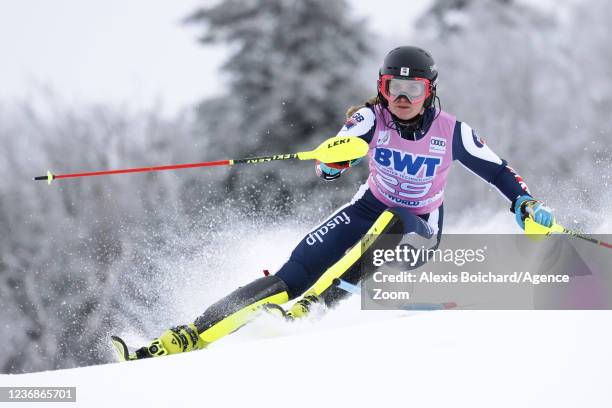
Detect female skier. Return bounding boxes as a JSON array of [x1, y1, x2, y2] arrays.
[[112, 46, 554, 360]]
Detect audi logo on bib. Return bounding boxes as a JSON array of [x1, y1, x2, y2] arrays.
[[429, 137, 447, 154]]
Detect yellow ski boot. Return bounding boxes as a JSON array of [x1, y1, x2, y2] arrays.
[[111, 324, 206, 361]]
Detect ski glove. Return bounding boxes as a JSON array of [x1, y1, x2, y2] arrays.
[[513, 195, 554, 230], [315, 158, 362, 181]]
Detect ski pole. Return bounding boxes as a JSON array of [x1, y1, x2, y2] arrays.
[[558, 228, 612, 249], [524, 211, 612, 250], [33, 135, 369, 185]]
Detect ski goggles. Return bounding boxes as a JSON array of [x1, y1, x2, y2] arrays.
[[378, 75, 432, 103]]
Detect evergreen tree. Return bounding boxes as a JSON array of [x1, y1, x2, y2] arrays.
[[416, 0, 612, 225], [185, 0, 372, 213]]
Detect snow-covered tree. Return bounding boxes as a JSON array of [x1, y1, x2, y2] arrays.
[[0, 101, 199, 372], [417, 0, 612, 227], [185, 0, 372, 213]]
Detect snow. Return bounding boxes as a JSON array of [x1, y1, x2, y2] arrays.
[[2, 307, 611, 407], [0, 0, 612, 402], [3, 210, 610, 407]]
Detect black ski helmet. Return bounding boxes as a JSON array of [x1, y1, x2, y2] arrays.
[[378, 46, 438, 108]]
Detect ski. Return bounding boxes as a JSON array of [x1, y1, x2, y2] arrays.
[[334, 278, 458, 310], [110, 335, 134, 362]]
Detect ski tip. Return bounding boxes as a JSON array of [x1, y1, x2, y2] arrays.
[[110, 335, 130, 362]]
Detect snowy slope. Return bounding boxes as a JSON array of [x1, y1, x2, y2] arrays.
[[2, 210, 610, 407], [2, 309, 611, 408]]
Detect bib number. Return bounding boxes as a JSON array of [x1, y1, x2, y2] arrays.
[[376, 173, 432, 198]]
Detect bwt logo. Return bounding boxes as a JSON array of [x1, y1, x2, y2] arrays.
[[430, 139, 445, 147], [306, 211, 351, 245], [374, 148, 441, 177]]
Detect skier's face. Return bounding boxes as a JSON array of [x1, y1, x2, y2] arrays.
[[387, 95, 425, 120]]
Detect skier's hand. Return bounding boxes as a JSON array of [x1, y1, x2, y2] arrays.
[[514, 195, 554, 230], [315, 158, 362, 181]]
